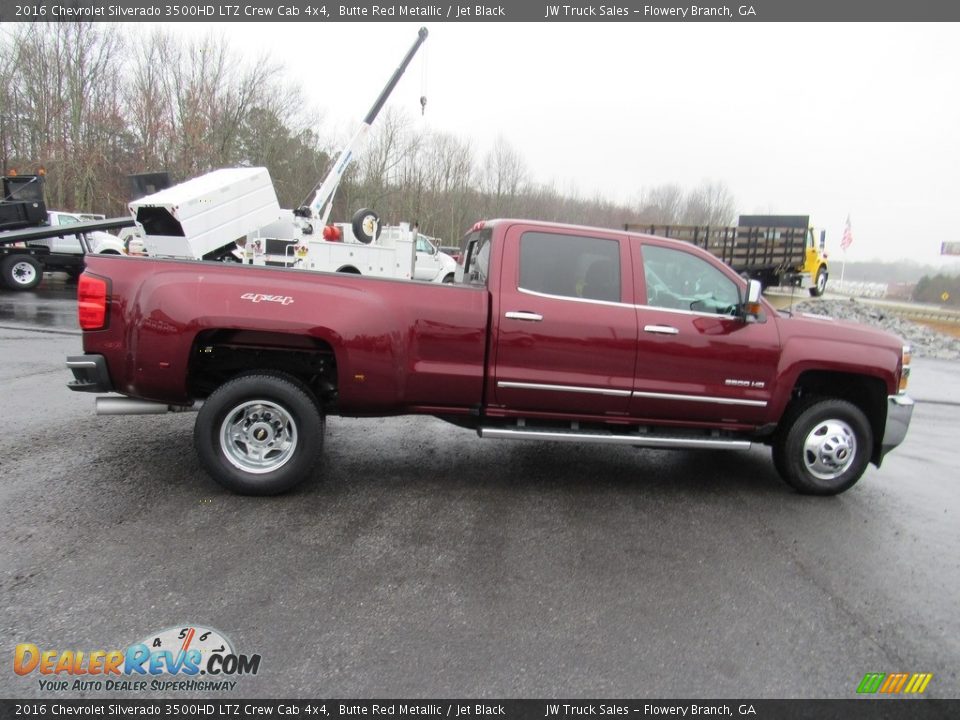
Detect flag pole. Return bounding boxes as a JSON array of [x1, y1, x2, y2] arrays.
[[839, 215, 853, 294]]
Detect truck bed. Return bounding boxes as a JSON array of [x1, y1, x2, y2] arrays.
[[81, 254, 490, 413]]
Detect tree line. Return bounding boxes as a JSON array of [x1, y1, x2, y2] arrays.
[[913, 273, 960, 307], [1, 22, 736, 246]]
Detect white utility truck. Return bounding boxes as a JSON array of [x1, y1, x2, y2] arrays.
[[126, 28, 445, 281]]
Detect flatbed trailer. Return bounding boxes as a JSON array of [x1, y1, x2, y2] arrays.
[[625, 214, 830, 296], [0, 216, 135, 289]]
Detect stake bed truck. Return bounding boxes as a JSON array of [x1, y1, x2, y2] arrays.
[[67, 219, 913, 496]]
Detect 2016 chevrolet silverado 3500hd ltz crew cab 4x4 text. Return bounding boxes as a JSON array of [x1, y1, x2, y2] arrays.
[[66, 219, 913, 496]]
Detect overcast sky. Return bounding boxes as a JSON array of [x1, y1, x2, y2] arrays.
[[166, 21, 959, 266]]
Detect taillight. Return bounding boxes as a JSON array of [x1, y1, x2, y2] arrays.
[[78, 274, 108, 330]]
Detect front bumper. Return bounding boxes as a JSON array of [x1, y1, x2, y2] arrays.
[[66, 354, 113, 393], [879, 394, 914, 460]]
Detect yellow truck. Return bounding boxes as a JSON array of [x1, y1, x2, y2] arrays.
[[625, 214, 830, 296]]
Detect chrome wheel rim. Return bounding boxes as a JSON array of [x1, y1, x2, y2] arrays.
[[817, 271, 827, 294], [219, 400, 298, 474], [803, 419, 856, 481], [11, 261, 37, 286]]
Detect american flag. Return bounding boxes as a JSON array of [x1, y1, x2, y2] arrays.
[[841, 216, 854, 251]]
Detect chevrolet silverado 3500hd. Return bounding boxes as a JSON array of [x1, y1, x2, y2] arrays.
[[66, 219, 913, 496]]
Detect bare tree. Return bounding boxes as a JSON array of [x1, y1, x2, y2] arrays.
[[480, 136, 527, 217], [124, 29, 290, 184], [421, 131, 477, 243], [681, 180, 736, 225], [637, 183, 685, 224], [1, 22, 128, 211], [125, 31, 176, 173]]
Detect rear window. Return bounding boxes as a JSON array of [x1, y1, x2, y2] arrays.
[[460, 227, 493, 285], [519, 232, 621, 303]]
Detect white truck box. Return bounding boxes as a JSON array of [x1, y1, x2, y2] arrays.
[[130, 168, 281, 259], [305, 228, 415, 279], [243, 213, 416, 280]]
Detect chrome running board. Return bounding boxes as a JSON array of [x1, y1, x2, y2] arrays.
[[478, 426, 750, 451]]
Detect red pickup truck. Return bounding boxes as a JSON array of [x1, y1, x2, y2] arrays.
[[67, 219, 914, 496]]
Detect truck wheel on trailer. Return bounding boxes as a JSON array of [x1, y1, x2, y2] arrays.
[[809, 267, 828, 297], [772, 397, 872, 495], [194, 373, 324, 495], [351, 208, 382, 244], [1, 255, 43, 290]]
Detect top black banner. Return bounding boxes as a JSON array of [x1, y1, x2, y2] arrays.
[[1, 0, 958, 22]]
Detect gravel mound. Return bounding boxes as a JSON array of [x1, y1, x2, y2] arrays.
[[789, 298, 960, 361]]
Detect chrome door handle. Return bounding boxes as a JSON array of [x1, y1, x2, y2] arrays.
[[644, 324, 679, 335], [505, 311, 543, 322]]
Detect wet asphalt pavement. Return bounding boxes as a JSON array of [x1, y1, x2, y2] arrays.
[[1, 281, 958, 699]]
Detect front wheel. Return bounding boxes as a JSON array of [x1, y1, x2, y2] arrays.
[[809, 266, 828, 297], [194, 374, 324, 495], [1, 255, 43, 290], [773, 398, 872, 495]]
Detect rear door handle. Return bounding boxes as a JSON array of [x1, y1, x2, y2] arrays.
[[644, 324, 679, 335], [505, 311, 543, 322]]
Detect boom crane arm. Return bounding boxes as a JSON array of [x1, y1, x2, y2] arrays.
[[299, 27, 429, 228]]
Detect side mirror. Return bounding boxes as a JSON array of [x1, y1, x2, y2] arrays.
[[742, 279, 763, 322]]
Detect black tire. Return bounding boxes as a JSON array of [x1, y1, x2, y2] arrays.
[[194, 374, 324, 495], [442, 273, 455, 284], [351, 208, 381, 244], [772, 397, 872, 495], [336, 265, 361, 274], [809, 266, 828, 297], [1, 255, 43, 290]]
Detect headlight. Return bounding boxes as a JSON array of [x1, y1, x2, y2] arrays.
[[899, 345, 911, 393]]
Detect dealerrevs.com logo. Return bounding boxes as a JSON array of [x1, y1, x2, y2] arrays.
[[14, 625, 261, 693]]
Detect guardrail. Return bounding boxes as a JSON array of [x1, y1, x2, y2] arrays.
[[764, 289, 960, 324], [866, 302, 960, 324]]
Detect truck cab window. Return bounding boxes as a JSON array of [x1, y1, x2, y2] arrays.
[[415, 235, 436, 255], [642, 244, 739, 315], [519, 232, 621, 303]]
